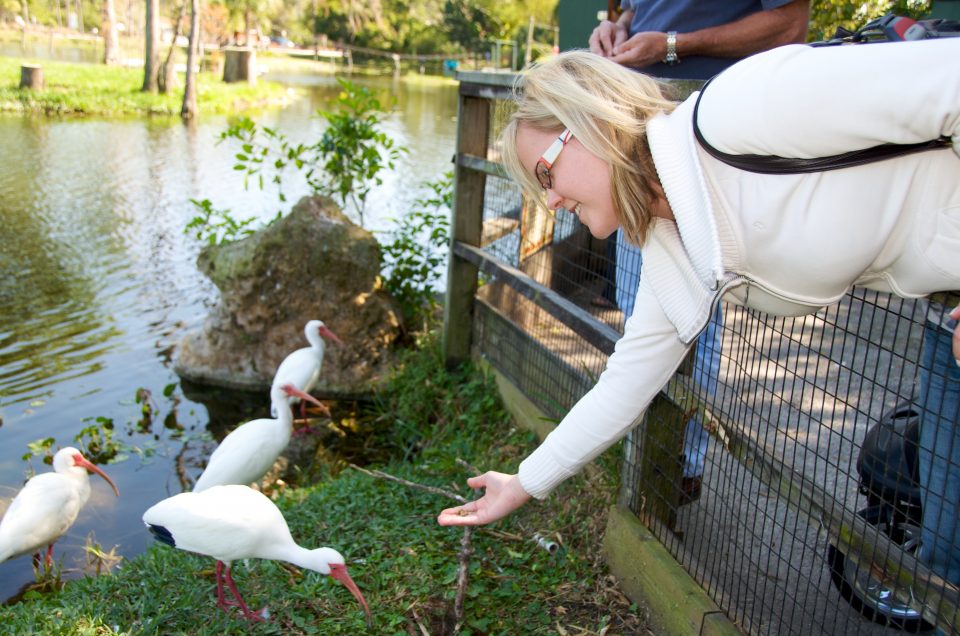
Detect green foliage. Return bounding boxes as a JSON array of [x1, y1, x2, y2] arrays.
[[0, 55, 291, 116], [21, 437, 55, 464], [218, 79, 403, 228], [379, 172, 452, 332], [316, 79, 405, 227], [809, 0, 932, 41], [184, 198, 260, 246], [74, 416, 126, 464]]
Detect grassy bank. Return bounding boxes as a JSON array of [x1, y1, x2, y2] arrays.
[[0, 335, 647, 635], [0, 55, 294, 116]]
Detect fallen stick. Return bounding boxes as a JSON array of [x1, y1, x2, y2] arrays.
[[348, 464, 467, 503], [348, 463, 474, 632]]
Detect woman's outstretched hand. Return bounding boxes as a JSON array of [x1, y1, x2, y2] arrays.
[[437, 471, 531, 527]]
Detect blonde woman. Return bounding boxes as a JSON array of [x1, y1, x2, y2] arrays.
[[437, 39, 960, 533]]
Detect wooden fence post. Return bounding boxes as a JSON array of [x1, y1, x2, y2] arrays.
[[19, 65, 44, 90], [443, 87, 491, 369], [222, 47, 256, 84]]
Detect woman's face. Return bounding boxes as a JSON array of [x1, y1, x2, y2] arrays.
[[516, 123, 618, 239]]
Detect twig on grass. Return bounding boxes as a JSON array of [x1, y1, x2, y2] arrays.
[[348, 464, 467, 503], [348, 463, 474, 632]]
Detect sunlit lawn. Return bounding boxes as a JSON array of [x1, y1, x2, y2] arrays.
[[0, 55, 294, 116]]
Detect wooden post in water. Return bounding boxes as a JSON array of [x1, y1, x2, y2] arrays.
[[222, 47, 256, 84], [19, 65, 44, 90]]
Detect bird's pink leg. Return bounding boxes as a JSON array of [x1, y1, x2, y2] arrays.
[[44, 544, 54, 569], [215, 561, 240, 610], [222, 563, 267, 622], [293, 402, 332, 437]]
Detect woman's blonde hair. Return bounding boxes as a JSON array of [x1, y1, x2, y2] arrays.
[[500, 50, 676, 246]]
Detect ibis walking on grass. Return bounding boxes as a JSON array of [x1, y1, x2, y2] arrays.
[[193, 383, 324, 492], [0, 447, 119, 568], [143, 484, 371, 624]]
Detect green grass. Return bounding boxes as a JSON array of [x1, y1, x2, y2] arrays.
[[0, 55, 295, 116], [0, 334, 647, 635]]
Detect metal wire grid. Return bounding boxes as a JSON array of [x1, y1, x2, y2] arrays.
[[462, 84, 958, 636], [469, 204, 957, 633]]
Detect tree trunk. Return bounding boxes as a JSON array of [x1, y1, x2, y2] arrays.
[[77, 0, 84, 32], [103, 0, 121, 66], [20, 1, 28, 52], [142, 0, 160, 92], [181, 0, 199, 119], [19, 65, 44, 90], [159, 0, 187, 93]]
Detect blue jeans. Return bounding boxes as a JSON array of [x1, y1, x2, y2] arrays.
[[918, 304, 960, 588], [615, 232, 722, 478]]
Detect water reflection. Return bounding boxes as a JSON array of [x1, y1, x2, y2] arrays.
[[0, 66, 458, 602]]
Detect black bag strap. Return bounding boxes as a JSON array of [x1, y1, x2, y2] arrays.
[[692, 76, 953, 175]]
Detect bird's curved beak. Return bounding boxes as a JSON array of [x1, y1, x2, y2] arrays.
[[283, 386, 325, 410], [329, 563, 372, 625], [318, 325, 343, 346], [73, 454, 120, 497]]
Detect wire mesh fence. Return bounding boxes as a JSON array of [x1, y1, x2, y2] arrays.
[[448, 73, 960, 635]]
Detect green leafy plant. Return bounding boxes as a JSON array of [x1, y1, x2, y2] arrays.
[[215, 79, 404, 229], [184, 198, 261, 246], [380, 172, 452, 332], [314, 79, 406, 227], [22, 437, 55, 464], [75, 416, 126, 464]]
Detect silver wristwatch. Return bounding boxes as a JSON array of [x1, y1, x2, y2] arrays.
[[664, 31, 679, 65]]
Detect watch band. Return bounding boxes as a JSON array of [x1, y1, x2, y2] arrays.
[[664, 31, 679, 65]]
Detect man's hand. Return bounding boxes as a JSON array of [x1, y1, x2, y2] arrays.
[[437, 471, 532, 527], [589, 19, 629, 57], [609, 31, 668, 68]]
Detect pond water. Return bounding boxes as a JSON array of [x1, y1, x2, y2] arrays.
[[0, 65, 458, 601]]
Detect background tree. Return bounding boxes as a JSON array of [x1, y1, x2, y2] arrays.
[[142, 0, 160, 92], [443, 0, 504, 52], [102, 0, 121, 65], [181, 0, 199, 119], [159, 0, 187, 92]]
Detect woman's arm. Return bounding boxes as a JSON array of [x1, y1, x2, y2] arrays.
[[437, 275, 691, 526]]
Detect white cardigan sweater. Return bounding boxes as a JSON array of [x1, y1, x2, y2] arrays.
[[518, 38, 960, 500]]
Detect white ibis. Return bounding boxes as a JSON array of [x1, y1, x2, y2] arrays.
[[270, 320, 342, 420], [0, 447, 119, 568], [193, 383, 324, 492], [143, 484, 371, 624]]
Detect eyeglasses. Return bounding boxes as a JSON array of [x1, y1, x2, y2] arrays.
[[535, 128, 573, 190]]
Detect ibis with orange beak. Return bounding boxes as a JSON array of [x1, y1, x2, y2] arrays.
[[193, 383, 326, 492], [0, 447, 119, 568], [143, 484, 371, 624], [270, 320, 342, 420]]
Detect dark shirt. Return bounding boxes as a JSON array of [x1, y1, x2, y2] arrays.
[[620, 0, 795, 79]]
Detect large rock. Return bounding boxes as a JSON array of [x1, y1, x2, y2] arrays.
[[174, 195, 402, 394]]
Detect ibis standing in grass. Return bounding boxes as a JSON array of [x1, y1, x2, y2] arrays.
[[143, 484, 371, 624], [0, 447, 119, 568], [193, 383, 325, 492], [271, 320, 342, 419]]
